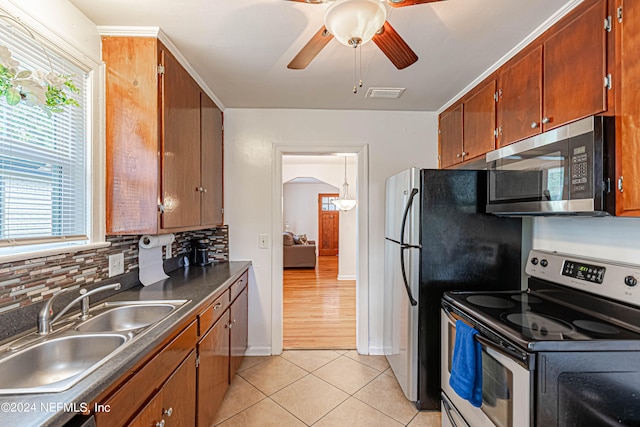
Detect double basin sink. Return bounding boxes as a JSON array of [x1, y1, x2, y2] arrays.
[[0, 299, 189, 394]]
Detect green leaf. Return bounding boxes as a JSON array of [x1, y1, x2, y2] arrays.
[[6, 88, 20, 105]]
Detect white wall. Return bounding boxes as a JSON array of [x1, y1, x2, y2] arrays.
[[283, 181, 338, 240], [532, 217, 640, 264], [225, 108, 438, 354]]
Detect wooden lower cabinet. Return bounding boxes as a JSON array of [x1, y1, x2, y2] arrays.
[[129, 351, 197, 427], [230, 287, 248, 380], [197, 310, 230, 427]]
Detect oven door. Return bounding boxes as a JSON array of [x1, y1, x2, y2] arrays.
[[441, 309, 532, 427]]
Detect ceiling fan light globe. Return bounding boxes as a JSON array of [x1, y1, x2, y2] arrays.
[[324, 0, 387, 47]]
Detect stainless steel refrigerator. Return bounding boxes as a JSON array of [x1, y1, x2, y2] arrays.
[[383, 168, 523, 410]]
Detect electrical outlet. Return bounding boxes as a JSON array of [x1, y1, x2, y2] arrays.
[[108, 253, 124, 277], [258, 234, 269, 249]]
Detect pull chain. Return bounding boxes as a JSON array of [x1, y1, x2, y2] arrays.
[[359, 45, 363, 89], [353, 45, 358, 94]]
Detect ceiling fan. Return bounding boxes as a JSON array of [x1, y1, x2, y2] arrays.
[[287, 0, 443, 71]]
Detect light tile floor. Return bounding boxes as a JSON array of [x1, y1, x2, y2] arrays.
[[214, 350, 442, 426]]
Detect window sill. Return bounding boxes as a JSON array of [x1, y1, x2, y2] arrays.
[[0, 242, 112, 264]]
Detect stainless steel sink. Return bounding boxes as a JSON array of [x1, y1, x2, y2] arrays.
[[76, 303, 177, 333], [0, 334, 127, 394]]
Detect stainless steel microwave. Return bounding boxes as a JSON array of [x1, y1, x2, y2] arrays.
[[486, 116, 615, 216]]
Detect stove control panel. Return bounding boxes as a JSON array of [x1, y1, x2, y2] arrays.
[[526, 249, 640, 307], [562, 261, 605, 284]]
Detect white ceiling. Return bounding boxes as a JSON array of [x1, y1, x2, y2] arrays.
[[69, 0, 577, 112]]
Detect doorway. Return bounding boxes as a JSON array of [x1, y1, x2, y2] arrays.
[[318, 193, 339, 256], [271, 144, 369, 355]]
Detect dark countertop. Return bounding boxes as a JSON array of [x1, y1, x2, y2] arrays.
[[0, 260, 251, 427]]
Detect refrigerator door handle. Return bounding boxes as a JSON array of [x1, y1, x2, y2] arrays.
[[400, 188, 419, 307]]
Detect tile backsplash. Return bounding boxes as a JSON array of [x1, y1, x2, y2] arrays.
[[0, 226, 228, 315]]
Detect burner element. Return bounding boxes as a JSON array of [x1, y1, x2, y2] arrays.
[[573, 320, 620, 335], [466, 295, 515, 309], [506, 312, 574, 336], [511, 294, 543, 304]]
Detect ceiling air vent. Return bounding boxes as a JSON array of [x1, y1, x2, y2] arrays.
[[365, 87, 406, 99]]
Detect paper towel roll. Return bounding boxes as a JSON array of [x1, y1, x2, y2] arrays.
[[138, 233, 174, 286]]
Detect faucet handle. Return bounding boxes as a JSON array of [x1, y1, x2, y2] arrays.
[[80, 288, 87, 295]]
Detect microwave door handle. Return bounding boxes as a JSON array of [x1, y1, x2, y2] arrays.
[[399, 188, 419, 307]]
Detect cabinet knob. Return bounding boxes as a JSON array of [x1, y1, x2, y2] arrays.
[[213, 302, 222, 310], [164, 407, 173, 417], [461, 152, 467, 157], [531, 121, 539, 129], [196, 187, 202, 192], [226, 322, 233, 329], [542, 117, 551, 124], [456, 154, 462, 158], [156, 420, 165, 427], [202, 188, 207, 193]]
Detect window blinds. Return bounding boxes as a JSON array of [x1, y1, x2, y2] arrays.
[[0, 18, 88, 247]]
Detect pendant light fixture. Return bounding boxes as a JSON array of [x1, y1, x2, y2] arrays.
[[332, 156, 357, 212]]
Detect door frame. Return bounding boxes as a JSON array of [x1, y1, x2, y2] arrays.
[[317, 193, 340, 256], [272, 144, 369, 354]]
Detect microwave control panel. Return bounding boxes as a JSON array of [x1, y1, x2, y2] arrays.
[[569, 138, 593, 200]]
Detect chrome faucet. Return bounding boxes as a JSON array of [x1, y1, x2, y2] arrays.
[[37, 283, 121, 334]]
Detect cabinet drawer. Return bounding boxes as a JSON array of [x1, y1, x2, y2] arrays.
[[230, 271, 248, 303], [198, 289, 230, 336], [95, 320, 197, 426]]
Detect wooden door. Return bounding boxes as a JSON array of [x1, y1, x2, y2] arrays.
[[128, 391, 163, 427], [200, 93, 224, 226], [318, 194, 339, 256], [197, 310, 230, 427], [463, 80, 496, 160], [160, 48, 202, 229], [615, 0, 640, 216], [497, 46, 542, 147], [543, 0, 607, 132], [163, 351, 197, 427], [229, 287, 248, 380], [439, 104, 463, 168]]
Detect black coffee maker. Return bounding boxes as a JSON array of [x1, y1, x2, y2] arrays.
[[190, 238, 211, 266]]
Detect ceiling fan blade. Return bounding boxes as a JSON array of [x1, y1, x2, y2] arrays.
[[387, 0, 442, 8], [287, 26, 334, 70], [372, 21, 418, 70]]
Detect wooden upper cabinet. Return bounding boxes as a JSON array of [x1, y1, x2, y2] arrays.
[[497, 46, 543, 148], [615, 0, 640, 215], [200, 94, 224, 226], [543, 0, 608, 131], [103, 37, 160, 234], [439, 104, 464, 169], [463, 80, 497, 160], [103, 36, 225, 234], [160, 50, 202, 230]]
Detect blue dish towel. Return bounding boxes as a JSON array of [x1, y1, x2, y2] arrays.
[[449, 320, 483, 407]]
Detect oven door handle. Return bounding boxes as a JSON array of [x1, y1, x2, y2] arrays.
[[475, 334, 531, 369], [441, 397, 459, 427]]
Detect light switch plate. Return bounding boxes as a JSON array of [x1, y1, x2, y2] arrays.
[[108, 253, 124, 277], [258, 234, 269, 249]]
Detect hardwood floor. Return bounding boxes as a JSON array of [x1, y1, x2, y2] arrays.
[[283, 256, 356, 349]]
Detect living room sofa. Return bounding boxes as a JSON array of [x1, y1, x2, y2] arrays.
[[283, 231, 317, 268]]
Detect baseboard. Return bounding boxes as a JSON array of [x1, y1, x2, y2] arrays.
[[245, 346, 273, 356], [367, 346, 385, 356], [337, 274, 356, 281]]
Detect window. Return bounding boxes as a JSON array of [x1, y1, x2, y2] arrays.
[[0, 17, 90, 254], [320, 195, 338, 211]]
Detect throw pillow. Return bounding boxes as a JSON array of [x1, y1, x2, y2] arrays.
[[299, 234, 308, 245], [283, 232, 294, 246]]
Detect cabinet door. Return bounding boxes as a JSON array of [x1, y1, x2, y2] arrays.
[[163, 351, 197, 427], [129, 391, 163, 427], [439, 104, 463, 168], [543, 0, 607, 131], [200, 94, 224, 226], [197, 310, 230, 427], [616, 0, 640, 215], [160, 49, 202, 229], [463, 80, 496, 160], [497, 46, 542, 147], [230, 287, 248, 379]]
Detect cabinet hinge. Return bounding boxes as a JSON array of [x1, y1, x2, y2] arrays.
[[494, 89, 502, 103], [618, 176, 624, 193], [494, 126, 502, 139], [617, 6, 623, 23], [195, 355, 200, 368], [605, 15, 612, 32], [604, 74, 612, 90], [494, 91, 498, 102], [157, 64, 165, 75], [221, 208, 224, 214], [158, 203, 165, 214]]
